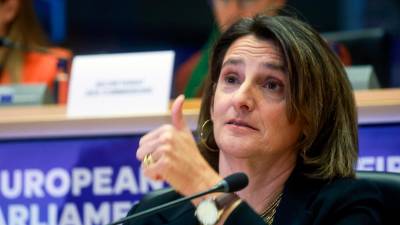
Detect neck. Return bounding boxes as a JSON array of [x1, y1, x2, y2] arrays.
[[219, 151, 296, 213]]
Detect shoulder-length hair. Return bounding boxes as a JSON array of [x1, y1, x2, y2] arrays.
[[198, 15, 358, 180]]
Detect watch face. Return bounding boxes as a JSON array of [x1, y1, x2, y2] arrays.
[[195, 199, 220, 225]]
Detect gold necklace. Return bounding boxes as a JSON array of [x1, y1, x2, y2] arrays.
[[260, 192, 283, 225]]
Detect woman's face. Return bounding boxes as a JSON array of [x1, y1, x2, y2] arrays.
[[211, 35, 302, 160]]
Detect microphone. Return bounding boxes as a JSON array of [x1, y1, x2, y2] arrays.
[[211, 172, 248, 193], [107, 172, 248, 225]]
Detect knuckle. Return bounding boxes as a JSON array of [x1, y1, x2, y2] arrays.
[[136, 151, 141, 160], [136, 148, 144, 160], [160, 132, 173, 144], [159, 157, 171, 170], [158, 144, 173, 156], [161, 124, 173, 132], [138, 137, 145, 146]]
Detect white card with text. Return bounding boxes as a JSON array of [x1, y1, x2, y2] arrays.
[[67, 51, 174, 117]]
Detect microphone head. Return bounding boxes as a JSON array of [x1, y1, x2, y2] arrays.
[[222, 172, 249, 192]]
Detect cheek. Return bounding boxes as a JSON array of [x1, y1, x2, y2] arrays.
[[259, 103, 299, 136], [211, 89, 221, 119], [211, 92, 228, 127], [262, 110, 302, 149]]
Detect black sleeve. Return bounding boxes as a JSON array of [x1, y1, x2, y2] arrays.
[[122, 188, 198, 225], [312, 179, 383, 225], [227, 179, 384, 225], [123, 203, 139, 225], [224, 202, 266, 225]]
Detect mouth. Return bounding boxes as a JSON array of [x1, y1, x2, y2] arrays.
[[226, 119, 258, 131]]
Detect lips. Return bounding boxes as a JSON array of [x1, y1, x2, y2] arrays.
[[226, 119, 258, 131]]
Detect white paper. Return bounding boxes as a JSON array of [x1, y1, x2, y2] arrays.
[[67, 51, 174, 118]]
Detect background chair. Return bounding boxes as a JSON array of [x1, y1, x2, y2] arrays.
[[356, 171, 400, 225]]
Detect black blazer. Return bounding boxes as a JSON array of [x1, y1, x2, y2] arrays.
[[124, 168, 383, 225]]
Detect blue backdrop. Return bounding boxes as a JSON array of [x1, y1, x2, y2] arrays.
[[0, 123, 399, 225]]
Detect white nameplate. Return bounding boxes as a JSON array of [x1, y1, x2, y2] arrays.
[[345, 65, 380, 90], [67, 51, 174, 117]]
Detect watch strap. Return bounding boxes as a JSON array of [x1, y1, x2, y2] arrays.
[[215, 193, 240, 210]]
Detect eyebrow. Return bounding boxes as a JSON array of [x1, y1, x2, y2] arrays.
[[222, 58, 285, 72], [262, 62, 285, 72], [221, 58, 244, 68]]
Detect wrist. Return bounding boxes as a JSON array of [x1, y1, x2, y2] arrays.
[[218, 197, 242, 224], [195, 193, 240, 225], [190, 171, 222, 199], [194, 176, 222, 205]]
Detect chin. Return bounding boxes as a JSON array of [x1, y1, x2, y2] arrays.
[[217, 139, 256, 158], [221, 149, 253, 159]]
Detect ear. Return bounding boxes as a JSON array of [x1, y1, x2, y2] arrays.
[[0, 0, 20, 25]]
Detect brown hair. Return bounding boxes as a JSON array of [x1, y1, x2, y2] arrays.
[[0, 0, 48, 82], [198, 15, 358, 180]]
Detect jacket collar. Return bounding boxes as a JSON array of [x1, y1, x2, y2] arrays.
[[136, 188, 197, 224], [273, 166, 325, 225]]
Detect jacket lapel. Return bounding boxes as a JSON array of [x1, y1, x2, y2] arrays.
[[274, 169, 324, 225]]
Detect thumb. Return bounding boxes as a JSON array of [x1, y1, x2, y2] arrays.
[[171, 94, 187, 130]]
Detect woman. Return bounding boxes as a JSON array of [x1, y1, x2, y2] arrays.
[[0, 0, 71, 97], [128, 15, 383, 225]]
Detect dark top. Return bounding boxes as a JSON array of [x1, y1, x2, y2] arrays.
[[123, 168, 383, 225]]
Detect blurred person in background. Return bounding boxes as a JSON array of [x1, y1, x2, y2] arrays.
[[174, 0, 286, 98], [0, 0, 71, 98]]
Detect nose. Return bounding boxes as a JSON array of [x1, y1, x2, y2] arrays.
[[232, 82, 255, 113]]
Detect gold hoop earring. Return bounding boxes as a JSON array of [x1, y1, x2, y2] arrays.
[[302, 148, 306, 157], [200, 119, 219, 152]]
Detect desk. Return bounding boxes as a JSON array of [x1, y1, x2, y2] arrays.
[[352, 89, 400, 172], [0, 89, 399, 224], [0, 89, 399, 139]]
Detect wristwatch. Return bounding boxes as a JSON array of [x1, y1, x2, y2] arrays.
[[195, 193, 239, 225]]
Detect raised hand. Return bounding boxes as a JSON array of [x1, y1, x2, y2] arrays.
[[136, 95, 221, 196]]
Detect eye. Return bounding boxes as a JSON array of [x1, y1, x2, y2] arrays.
[[224, 74, 239, 85], [263, 78, 284, 94], [262, 78, 285, 100]]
